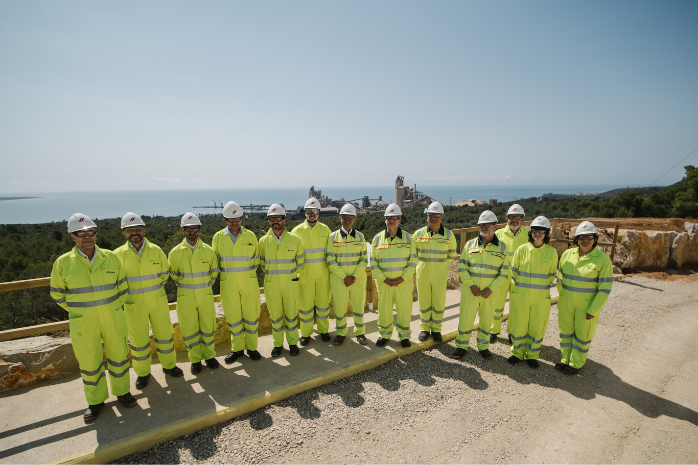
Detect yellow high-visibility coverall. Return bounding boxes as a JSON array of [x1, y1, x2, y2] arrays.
[[259, 229, 304, 347], [212, 226, 261, 352], [50, 246, 130, 405], [414, 225, 457, 333], [557, 247, 613, 369], [371, 229, 417, 341], [508, 242, 558, 360], [326, 229, 368, 337], [292, 221, 332, 337], [168, 240, 219, 363], [114, 239, 176, 377], [491, 225, 530, 335], [456, 236, 510, 351]]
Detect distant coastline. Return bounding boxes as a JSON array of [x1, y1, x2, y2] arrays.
[[0, 197, 42, 201]]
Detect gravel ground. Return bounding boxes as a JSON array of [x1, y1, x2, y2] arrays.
[[115, 274, 698, 464]]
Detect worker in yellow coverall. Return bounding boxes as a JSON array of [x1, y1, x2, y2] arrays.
[[326, 203, 368, 346], [453, 210, 510, 360], [556, 221, 613, 375], [50, 213, 137, 422], [370, 204, 417, 348], [168, 212, 220, 375], [115, 212, 183, 391]]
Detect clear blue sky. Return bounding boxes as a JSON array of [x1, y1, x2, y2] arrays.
[[1, 0, 697, 193]]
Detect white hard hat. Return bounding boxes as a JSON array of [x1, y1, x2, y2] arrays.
[[507, 204, 525, 216], [121, 212, 145, 229], [575, 221, 599, 236], [67, 213, 97, 233], [267, 203, 286, 216], [477, 210, 498, 224], [384, 204, 402, 217], [427, 201, 444, 215], [180, 212, 202, 227], [304, 198, 321, 210], [340, 203, 357, 216], [223, 201, 243, 219], [530, 216, 551, 229]]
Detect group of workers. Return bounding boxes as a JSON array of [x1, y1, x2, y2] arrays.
[[49, 199, 613, 422]]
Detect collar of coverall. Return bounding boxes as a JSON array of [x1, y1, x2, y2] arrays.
[[384, 227, 404, 240], [340, 227, 356, 238], [478, 232, 500, 247], [429, 224, 445, 237]]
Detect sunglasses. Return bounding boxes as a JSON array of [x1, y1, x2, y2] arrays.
[[508, 215, 524, 220], [577, 235, 595, 241], [183, 227, 200, 233], [73, 229, 97, 237]]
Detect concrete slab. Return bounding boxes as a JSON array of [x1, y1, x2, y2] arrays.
[[0, 288, 559, 464]]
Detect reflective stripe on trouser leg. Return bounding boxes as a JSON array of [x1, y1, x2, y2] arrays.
[[221, 285, 244, 351], [509, 296, 530, 361], [455, 292, 478, 349], [490, 281, 512, 335], [422, 279, 447, 332], [197, 295, 217, 361], [240, 285, 261, 351], [71, 312, 108, 405], [395, 279, 413, 340], [124, 301, 153, 377], [524, 297, 552, 360], [569, 304, 598, 369], [557, 298, 576, 365], [475, 297, 497, 351], [101, 306, 131, 398], [299, 277, 331, 337], [148, 303, 176, 369], [265, 279, 286, 347], [176, 297, 204, 363], [283, 279, 300, 345], [349, 275, 367, 336], [417, 275, 433, 332], [332, 276, 349, 337], [377, 281, 396, 339]]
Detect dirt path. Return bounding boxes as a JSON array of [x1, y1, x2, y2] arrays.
[[116, 275, 698, 464]]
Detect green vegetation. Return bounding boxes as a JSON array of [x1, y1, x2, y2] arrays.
[[1, 166, 696, 331]]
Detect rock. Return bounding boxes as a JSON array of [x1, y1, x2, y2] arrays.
[[669, 232, 692, 267], [551, 227, 570, 257], [685, 222, 698, 238], [614, 230, 673, 269], [0, 336, 77, 391], [447, 260, 460, 289]]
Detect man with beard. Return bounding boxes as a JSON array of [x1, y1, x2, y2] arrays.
[[259, 204, 304, 357], [292, 197, 332, 346], [115, 213, 183, 390], [168, 212, 220, 374]]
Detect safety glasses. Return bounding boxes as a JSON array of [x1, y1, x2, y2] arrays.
[[73, 229, 97, 237], [183, 227, 200, 233]]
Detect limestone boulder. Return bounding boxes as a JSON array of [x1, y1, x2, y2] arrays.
[[685, 222, 698, 264], [669, 232, 692, 267], [447, 260, 460, 289], [614, 230, 673, 269], [0, 336, 77, 391], [551, 227, 570, 257]]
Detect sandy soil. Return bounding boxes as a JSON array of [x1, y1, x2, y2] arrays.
[[117, 274, 698, 464]]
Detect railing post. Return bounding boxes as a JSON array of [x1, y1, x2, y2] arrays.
[[550, 218, 559, 244], [611, 223, 620, 263]]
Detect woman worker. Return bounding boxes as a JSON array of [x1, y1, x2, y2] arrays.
[[556, 221, 613, 375], [507, 216, 558, 368]]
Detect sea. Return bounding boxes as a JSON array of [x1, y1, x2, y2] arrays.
[[0, 184, 635, 225]]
